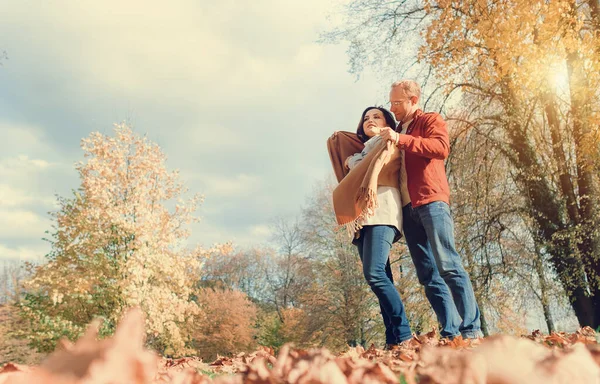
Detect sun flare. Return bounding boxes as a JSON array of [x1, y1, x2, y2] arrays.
[[548, 62, 570, 94]]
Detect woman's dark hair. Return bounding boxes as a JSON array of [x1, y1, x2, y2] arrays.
[[356, 106, 397, 143]]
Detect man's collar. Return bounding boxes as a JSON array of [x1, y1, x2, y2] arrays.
[[401, 108, 421, 127]]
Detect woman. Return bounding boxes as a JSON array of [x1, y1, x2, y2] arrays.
[[330, 106, 412, 348]]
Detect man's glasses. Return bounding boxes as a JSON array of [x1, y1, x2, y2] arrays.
[[388, 99, 409, 107]]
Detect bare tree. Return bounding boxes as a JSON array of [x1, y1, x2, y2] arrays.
[[1, 261, 26, 305]]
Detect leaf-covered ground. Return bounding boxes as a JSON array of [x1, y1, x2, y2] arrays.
[[1, 309, 599, 384]]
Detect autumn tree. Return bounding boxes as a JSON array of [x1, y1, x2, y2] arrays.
[[423, 0, 600, 328], [191, 288, 258, 360], [324, 0, 600, 327], [200, 237, 315, 349], [200, 246, 273, 303], [20, 125, 210, 355], [448, 118, 554, 335], [0, 262, 41, 365]]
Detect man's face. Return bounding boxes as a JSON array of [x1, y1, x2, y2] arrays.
[[389, 87, 416, 123]]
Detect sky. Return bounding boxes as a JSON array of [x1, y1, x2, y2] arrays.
[[0, 0, 397, 263], [0, 0, 581, 332]]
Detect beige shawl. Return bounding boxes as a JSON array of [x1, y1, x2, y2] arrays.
[[327, 131, 408, 233]]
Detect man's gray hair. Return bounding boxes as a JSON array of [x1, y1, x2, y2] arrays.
[[391, 80, 421, 100]]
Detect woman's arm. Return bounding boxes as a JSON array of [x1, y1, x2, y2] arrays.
[[346, 152, 363, 170], [346, 135, 382, 169]]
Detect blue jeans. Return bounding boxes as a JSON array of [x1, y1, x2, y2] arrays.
[[355, 225, 412, 344], [403, 201, 482, 339]]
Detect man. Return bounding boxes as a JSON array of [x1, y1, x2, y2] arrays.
[[380, 80, 482, 339]]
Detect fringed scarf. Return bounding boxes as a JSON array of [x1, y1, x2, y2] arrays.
[[326, 131, 403, 236]]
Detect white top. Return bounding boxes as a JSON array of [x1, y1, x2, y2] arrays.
[[347, 135, 402, 233]]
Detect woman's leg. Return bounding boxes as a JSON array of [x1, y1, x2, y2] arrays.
[[356, 235, 395, 345], [361, 225, 412, 343]]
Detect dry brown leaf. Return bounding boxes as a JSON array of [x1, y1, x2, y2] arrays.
[[0, 364, 27, 375], [43, 308, 158, 384], [418, 335, 600, 384], [4, 312, 599, 384], [545, 332, 569, 347]]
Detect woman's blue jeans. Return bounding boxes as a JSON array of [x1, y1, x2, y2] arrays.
[[403, 201, 482, 339], [355, 225, 412, 344]]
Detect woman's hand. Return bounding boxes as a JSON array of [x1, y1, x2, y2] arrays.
[[380, 127, 399, 145]]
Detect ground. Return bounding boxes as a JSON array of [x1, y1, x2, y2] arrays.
[[0, 308, 599, 383]]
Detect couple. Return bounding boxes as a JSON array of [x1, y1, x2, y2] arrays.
[[327, 80, 482, 348]]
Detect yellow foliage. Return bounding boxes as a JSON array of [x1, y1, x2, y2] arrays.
[[21, 125, 228, 356]]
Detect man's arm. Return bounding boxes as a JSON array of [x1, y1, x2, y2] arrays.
[[382, 114, 449, 160]]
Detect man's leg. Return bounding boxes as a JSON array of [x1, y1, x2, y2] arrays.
[[361, 225, 412, 343], [402, 204, 461, 338], [416, 201, 482, 338]]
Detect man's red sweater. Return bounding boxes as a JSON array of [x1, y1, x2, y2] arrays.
[[396, 109, 450, 207]]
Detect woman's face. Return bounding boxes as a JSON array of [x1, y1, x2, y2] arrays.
[[362, 109, 387, 138]]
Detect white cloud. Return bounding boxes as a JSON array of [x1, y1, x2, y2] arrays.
[[249, 224, 272, 238], [0, 122, 51, 155], [0, 0, 387, 253], [0, 243, 47, 262], [0, 1, 344, 106], [0, 184, 55, 208], [201, 173, 261, 197], [183, 123, 243, 148], [0, 122, 71, 187], [0, 155, 53, 177], [0, 209, 51, 239]]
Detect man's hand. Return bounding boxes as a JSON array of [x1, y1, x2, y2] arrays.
[[380, 127, 399, 145]]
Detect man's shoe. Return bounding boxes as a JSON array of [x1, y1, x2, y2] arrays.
[[385, 336, 422, 351], [468, 336, 484, 347]]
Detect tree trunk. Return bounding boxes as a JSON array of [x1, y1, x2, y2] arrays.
[[479, 301, 490, 337], [542, 302, 555, 334], [534, 244, 555, 333], [501, 80, 595, 326], [566, 0, 600, 329], [542, 92, 579, 224]]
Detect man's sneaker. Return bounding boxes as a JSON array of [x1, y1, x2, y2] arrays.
[[398, 336, 422, 349], [385, 336, 422, 351], [468, 337, 484, 347]]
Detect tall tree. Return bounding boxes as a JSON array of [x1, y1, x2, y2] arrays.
[[21, 125, 209, 355], [191, 288, 258, 360], [324, 0, 600, 327]]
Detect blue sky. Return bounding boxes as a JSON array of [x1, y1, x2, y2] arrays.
[[0, 0, 396, 262]]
